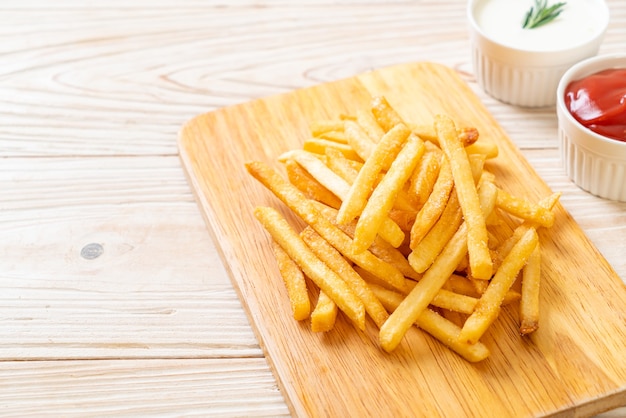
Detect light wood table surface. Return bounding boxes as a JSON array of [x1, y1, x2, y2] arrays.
[[1, 1, 624, 416]]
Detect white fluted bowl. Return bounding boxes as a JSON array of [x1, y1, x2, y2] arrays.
[[556, 54, 626, 202], [467, 0, 609, 108]]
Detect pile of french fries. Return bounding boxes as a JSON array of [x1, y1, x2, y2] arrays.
[[246, 96, 560, 362]]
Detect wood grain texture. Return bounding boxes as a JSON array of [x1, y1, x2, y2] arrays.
[[179, 62, 626, 418], [0, 0, 624, 416], [0, 359, 289, 417]]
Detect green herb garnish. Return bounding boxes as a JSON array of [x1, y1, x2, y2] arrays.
[[522, 0, 567, 29]]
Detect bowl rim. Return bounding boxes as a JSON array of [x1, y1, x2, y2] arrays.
[[467, 0, 610, 55], [556, 53, 626, 149]]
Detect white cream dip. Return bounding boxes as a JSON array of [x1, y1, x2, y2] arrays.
[[474, 0, 607, 52]]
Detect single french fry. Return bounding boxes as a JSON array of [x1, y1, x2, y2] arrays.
[[254, 206, 365, 329], [380, 222, 470, 352], [419, 308, 490, 362], [468, 153, 486, 183], [303, 138, 361, 161], [279, 150, 348, 198], [520, 242, 542, 335], [271, 241, 311, 321], [465, 141, 499, 159], [283, 159, 342, 209], [460, 227, 539, 344], [371, 285, 489, 362], [408, 149, 442, 207], [409, 157, 454, 249], [371, 282, 477, 316], [301, 227, 389, 328], [336, 123, 411, 225], [475, 177, 499, 231], [353, 134, 425, 253], [409, 123, 480, 147], [356, 109, 386, 142], [495, 188, 556, 228], [344, 120, 376, 161], [431, 290, 478, 315], [325, 146, 361, 184], [492, 192, 560, 270], [246, 161, 407, 291], [435, 114, 492, 280], [371, 96, 405, 132], [408, 188, 463, 272], [311, 291, 338, 332]]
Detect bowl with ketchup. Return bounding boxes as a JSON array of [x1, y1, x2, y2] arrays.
[[557, 53, 626, 202]]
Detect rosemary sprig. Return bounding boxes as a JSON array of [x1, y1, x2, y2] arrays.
[[522, 0, 567, 29]]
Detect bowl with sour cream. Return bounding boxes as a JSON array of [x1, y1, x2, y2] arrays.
[[556, 53, 626, 202], [467, 0, 610, 107]]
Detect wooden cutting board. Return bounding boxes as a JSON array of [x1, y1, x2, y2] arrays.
[[178, 62, 626, 417]]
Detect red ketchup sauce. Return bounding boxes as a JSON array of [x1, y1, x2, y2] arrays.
[[564, 68, 626, 143]]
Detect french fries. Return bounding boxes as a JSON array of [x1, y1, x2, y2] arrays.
[[280, 149, 405, 248], [254, 206, 365, 330], [246, 95, 560, 362], [311, 291, 338, 333], [520, 242, 542, 335], [352, 134, 425, 253], [301, 227, 389, 328], [435, 114, 492, 281], [271, 241, 311, 321], [336, 123, 411, 225], [459, 227, 538, 344]]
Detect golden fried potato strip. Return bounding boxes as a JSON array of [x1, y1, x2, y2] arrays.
[[284, 159, 342, 209], [254, 206, 365, 329], [435, 114, 493, 280], [409, 157, 454, 249], [371, 285, 489, 362], [271, 241, 311, 321], [496, 187, 556, 228], [301, 227, 389, 328], [520, 242, 542, 335], [337, 123, 411, 225], [353, 134, 425, 253], [356, 109, 386, 143], [460, 227, 538, 344], [303, 138, 361, 161], [408, 148, 442, 207], [281, 149, 405, 248], [246, 161, 407, 291], [408, 188, 462, 272], [408, 123, 480, 147], [344, 120, 376, 161], [380, 222, 470, 352], [371, 96, 405, 132], [311, 291, 338, 332]]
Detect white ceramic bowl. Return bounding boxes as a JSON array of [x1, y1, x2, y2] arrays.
[[467, 0, 609, 107], [556, 53, 626, 202]]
